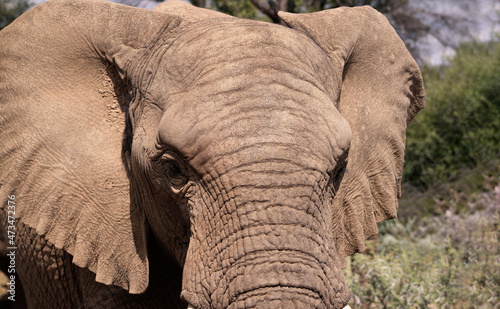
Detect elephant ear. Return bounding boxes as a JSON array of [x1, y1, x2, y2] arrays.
[[279, 7, 425, 259], [0, 0, 193, 293]]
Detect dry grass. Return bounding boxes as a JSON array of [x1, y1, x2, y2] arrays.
[[345, 186, 499, 308]]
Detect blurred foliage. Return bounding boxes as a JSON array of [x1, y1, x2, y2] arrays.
[[208, 0, 412, 21], [204, 0, 410, 20], [0, 0, 29, 30], [403, 39, 500, 191], [345, 187, 499, 307], [211, 0, 261, 20]]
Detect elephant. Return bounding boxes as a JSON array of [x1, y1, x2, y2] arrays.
[[0, 0, 425, 308]]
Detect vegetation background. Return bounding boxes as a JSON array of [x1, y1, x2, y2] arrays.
[[1, 0, 499, 307]]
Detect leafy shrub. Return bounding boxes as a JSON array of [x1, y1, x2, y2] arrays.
[[404, 40, 500, 190]]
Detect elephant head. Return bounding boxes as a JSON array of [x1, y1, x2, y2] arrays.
[[0, 0, 425, 308]]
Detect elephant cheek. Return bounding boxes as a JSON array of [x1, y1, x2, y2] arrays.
[[140, 189, 191, 266]]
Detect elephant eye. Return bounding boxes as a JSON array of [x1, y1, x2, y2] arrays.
[[160, 155, 189, 191], [163, 160, 182, 178]]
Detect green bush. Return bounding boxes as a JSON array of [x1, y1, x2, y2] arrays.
[[404, 40, 500, 190]]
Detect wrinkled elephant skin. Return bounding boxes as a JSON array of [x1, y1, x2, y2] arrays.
[[0, 0, 425, 308]]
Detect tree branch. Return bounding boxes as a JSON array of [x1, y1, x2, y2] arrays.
[[249, 0, 287, 23]]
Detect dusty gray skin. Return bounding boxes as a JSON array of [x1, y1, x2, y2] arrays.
[[0, 0, 425, 308]]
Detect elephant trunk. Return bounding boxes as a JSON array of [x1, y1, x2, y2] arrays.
[[212, 233, 347, 309], [181, 165, 350, 308]]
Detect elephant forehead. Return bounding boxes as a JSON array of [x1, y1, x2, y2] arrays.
[[147, 19, 338, 97], [151, 20, 350, 172]]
